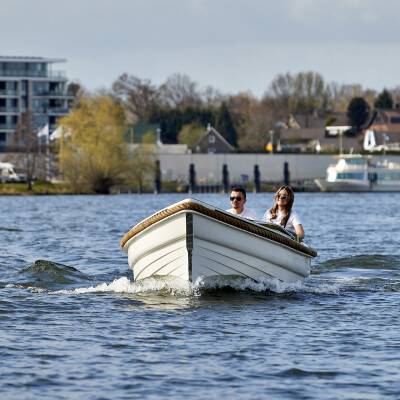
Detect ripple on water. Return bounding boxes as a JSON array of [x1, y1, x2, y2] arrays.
[[15, 259, 93, 289]]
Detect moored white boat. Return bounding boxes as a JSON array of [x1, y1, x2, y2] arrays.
[[315, 154, 400, 192], [120, 199, 317, 284]]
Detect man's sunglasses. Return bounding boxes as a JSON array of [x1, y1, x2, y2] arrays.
[[230, 196, 243, 201]]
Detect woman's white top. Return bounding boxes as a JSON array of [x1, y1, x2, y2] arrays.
[[261, 209, 302, 233], [226, 208, 257, 220]]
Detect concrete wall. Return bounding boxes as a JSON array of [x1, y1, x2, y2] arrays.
[[158, 153, 400, 183]]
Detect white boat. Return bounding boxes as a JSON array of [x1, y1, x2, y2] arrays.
[[120, 199, 317, 284], [315, 154, 400, 192]]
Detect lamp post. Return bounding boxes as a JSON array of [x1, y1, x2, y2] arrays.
[[269, 129, 274, 153], [383, 133, 388, 155], [339, 131, 343, 155]]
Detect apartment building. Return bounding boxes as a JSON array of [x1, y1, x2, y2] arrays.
[[0, 56, 73, 150]]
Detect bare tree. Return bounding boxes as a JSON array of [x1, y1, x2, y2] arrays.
[[159, 73, 202, 110], [267, 71, 329, 126], [112, 74, 160, 123], [268, 72, 296, 115], [13, 110, 39, 190], [202, 85, 225, 108], [234, 96, 277, 151], [326, 83, 376, 112]]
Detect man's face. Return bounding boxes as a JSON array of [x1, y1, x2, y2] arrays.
[[230, 190, 246, 212]]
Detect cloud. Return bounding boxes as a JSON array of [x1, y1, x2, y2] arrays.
[[1, 0, 399, 96]]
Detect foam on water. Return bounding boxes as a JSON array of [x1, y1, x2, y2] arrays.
[[53, 276, 198, 296], [52, 275, 342, 296]]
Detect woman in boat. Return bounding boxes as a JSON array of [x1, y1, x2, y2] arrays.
[[261, 186, 304, 240]]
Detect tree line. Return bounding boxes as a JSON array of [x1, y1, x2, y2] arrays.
[[12, 71, 400, 194], [108, 71, 399, 150]]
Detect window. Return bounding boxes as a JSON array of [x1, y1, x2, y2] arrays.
[[337, 172, 365, 180], [33, 81, 49, 95], [377, 172, 400, 181], [346, 158, 365, 165], [0, 132, 6, 142]]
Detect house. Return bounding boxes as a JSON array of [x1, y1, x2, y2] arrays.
[[278, 127, 361, 153], [362, 109, 400, 152], [367, 109, 400, 150], [288, 111, 348, 130], [194, 124, 235, 154], [287, 113, 325, 129], [371, 109, 400, 127], [276, 112, 361, 153], [364, 130, 400, 152]]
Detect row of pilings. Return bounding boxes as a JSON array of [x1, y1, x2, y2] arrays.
[[154, 161, 291, 194]]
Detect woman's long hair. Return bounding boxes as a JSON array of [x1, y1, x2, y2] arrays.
[[269, 186, 295, 227]]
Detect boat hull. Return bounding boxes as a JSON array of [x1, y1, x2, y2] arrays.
[[315, 178, 400, 192], [123, 206, 314, 283]]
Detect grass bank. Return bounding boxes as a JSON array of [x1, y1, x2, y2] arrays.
[[0, 182, 73, 195]]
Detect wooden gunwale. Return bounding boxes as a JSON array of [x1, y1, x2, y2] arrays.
[[120, 200, 317, 258]]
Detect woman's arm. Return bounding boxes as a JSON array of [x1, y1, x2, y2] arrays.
[[295, 224, 305, 240]]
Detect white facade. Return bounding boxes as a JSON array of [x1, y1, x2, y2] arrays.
[[158, 153, 400, 183]]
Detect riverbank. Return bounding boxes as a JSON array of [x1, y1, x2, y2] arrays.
[[0, 182, 73, 195], [0, 181, 299, 195]]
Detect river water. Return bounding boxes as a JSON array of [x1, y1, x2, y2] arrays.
[[1, 192, 399, 399]]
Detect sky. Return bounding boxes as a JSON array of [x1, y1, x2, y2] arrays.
[[1, 0, 400, 98]]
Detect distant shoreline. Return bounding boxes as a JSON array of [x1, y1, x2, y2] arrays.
[[0, 182, 74, 195]]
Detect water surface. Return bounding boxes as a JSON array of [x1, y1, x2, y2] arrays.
[[1, 193, 399, 399]]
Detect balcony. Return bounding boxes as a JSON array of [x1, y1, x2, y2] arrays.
[[32, 91, 73, 98], [0, 70, 67, 79], [0, 90, 18, 96], [48, 107, 69, 114], [32, 107, 69, 115], [0, 107, 19, 113], [0, 123, 17, 130]]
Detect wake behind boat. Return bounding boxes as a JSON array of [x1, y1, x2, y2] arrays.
[[120, 199, 317, 284]]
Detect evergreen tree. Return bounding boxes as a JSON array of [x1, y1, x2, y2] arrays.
[[374, 89, 393, 109], [347, 97, 370, 131], [149, 107, 216, 144], [215, 102, 237, 146]]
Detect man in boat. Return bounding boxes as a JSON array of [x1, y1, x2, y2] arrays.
[[226, 185, 257, 220]]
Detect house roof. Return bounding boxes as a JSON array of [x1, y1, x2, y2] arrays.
[[372, 109, 400, 125], [368, 130, 400, 146], [280, 127, 361, 150], [369, 123, 400, 134], [280, 128, 325, 140], [289, 114, 325, 129], [194, 125, 235, 151], [288, 112, 348, 129]]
